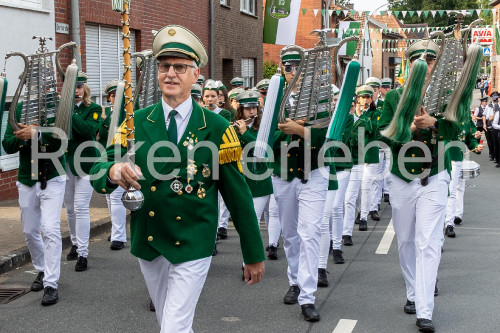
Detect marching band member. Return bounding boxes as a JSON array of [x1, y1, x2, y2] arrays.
[[380, 78, 393, 202], [233, 90, 280, 259], [272, 45, 329, 322], [378, 39, 460, 332], [98, 80, 127, 250], [444, 118, 483, 237], [90, 25, 265, 332], [216, 80, 233, 120], [64, 72, 101, 272], [342, 85, 376, 245], [256, 78, 270, 109], [202, 80, 232, 122], [2, 102, 66, 305], [191, 83, 204, 106], [230, 76, 245, 89]]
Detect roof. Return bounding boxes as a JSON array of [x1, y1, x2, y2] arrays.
[[489, 0, 500, 7], [368, 17, 403, 38], [404, 23, 429, 39]]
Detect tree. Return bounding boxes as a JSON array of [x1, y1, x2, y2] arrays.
[[263, 60, 278, 79]]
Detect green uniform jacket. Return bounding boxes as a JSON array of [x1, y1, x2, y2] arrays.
[[2, 102, 66, 186], [376, 99, 384, 110], [90, 99, 266, 265], [378, 87, 460, 182], [215, 108, 233, 122], [360, 108, 381, 164], [67, 102, 101, 175], [238, 126, 273, 198], [446, 118, 479, 162], [333, 113, 354, 171], [272, 126, 328, 181]]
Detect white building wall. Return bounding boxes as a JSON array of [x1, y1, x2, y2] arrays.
[[0, 0, 56, 99]]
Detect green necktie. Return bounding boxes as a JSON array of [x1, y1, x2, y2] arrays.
[[168, 110, 178, 144]]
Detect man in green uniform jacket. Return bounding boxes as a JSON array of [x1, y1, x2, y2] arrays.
[[89, 25, 265, 332], [378, 39, 461, 333]]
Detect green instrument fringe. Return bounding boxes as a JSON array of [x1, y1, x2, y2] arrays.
[[54, 61, 78, 140], [381, 58, 427, 143], [326, 60, 360, 140], [444, 43, 483, 125]]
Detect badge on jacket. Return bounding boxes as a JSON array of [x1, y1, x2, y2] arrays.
[[93, 112, 99, 120]]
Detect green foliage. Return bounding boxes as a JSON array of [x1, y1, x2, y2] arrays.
[[387, 0, 490, 28], [263, 60, 278, 79]]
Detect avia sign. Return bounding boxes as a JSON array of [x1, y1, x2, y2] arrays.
[[472, 28, 493, 45]]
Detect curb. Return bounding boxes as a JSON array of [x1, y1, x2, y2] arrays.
[[0, 216, 113, 275]]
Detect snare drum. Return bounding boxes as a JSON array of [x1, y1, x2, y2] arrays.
[[461, 160, 480, 179]]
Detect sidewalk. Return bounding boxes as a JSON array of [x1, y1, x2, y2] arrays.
[[0, 193, 115, 274]]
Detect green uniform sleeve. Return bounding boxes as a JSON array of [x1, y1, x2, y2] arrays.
[[89, 144, 125, 194], [466, 121, 479, 153]]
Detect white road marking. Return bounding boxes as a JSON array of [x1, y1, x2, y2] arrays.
[[375, 219, 395, 254], [332, 319, 357, 333]]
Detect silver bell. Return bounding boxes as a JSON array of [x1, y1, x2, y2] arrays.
[[121, 187, 144, 211]]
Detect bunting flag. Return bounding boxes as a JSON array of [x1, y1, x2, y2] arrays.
[[338, 21, 361, 56], [263, 0, 302, 45]]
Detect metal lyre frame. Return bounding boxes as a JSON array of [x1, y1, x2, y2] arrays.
[[6, 38, 77, 133], [279, 30, 358, 128], [131, 49, 160, 110], [422, 13, 483, 116]]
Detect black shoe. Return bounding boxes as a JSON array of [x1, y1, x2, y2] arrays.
[[217, 227, 227, 239], [416, 318, 435, 332], [31, 271, 44, 292], [75, 256, 88, 272], [107, 235, 111, 241], [317, 268, 328, 287], [283, 285, 300, 304], [301, 304, 320, 322], [268, 245, 278, 260], [359, 219, 367, 231], [110, 241, 125, 250], [404, 299, 416, 314], [328, 240, 333, 255], [41, 286, 58, 306], [454, 217, 462, 225], [342, 235, 353, 246], [383, 193, 390, 202], [66, 245, 78, 261], [370, 211, 381, 221], [332, 249, 345, 264], [445, 225, 456, 238], [149, 297, 155, 312], [434, 279, 439, 296], [265, 245, 269, 251], [354, 212, 361, 224], [212, 243, 217, 256]]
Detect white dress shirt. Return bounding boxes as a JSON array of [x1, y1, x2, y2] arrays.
[[162, 97, 193, 143], [492, 111, 500, 130]]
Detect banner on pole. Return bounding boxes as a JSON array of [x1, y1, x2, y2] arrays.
[[263, 0, 302, 45]]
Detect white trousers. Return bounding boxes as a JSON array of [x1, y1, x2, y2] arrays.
[[343, 165, 364, 236], [388, 171, 450, 320], [217, 193, 230, 229], [254, 194, 281, 246], [445, 161, 465, 227], [360, 162, 380, 219], [17, 176, 66, 289], [382, 148, 391, 195], [374, 150, 387, 206], [319, 189, 336, 269], [272, 167, 328, 305], [105, 186, 127, 242], [139, 256, 211, 333], [64, 163, 94, 258]]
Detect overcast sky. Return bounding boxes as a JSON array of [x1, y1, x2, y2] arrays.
[[349, 0, 389, 12]]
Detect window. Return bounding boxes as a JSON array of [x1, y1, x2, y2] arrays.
[[241, 58, 255, 88], [220, 0, 229, 6], [0, 0, 45, 11], [240, 0, 255, 15], [86, 24, 136, 105]]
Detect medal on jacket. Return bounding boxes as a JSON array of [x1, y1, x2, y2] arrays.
[[202, 164, 211, 178], [431, 132, 437, 145], [186, 159, 197, 194], [197, 181, 206, 199], [170, 176, 183, 193]]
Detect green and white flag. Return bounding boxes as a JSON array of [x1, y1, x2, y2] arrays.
[[263, 0, 302, 45], [338, 21, 361, 56]]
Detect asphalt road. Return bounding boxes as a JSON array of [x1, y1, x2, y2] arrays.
[[0, 150, 499, 333]]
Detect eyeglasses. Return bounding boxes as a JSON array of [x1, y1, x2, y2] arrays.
[[284, 65, 299, 74], [259, 90, 267, 96], [158, 62, 196, 74]]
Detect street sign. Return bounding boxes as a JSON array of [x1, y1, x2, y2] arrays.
[[472, 28, 493, 45], [55, 22, 69, 35], [483, 47, 491, 56]]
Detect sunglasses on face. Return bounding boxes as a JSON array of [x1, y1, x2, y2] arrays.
[[158, 62, 195, 74], [284, 65, 299, 74]]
